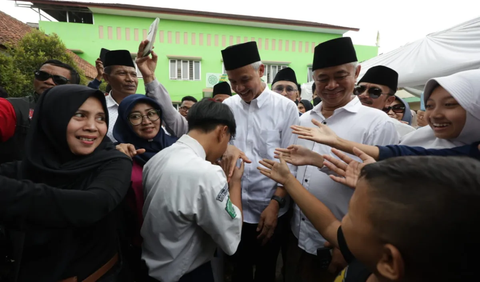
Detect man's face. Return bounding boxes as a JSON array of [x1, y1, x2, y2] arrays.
[[33, 64, 72, 95], [213, 94, 231, 103], [356, 82, 395, 110], [179, 100, 195, 117], [103, 65, 138, 95], [272, 81, 299, 102], [227, 64, 265, 103], [313, 63, 360, 109]]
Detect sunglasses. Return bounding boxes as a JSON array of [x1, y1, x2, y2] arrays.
[[34, 70, 69, 85], [353, 85, 386, 99], [383, 104, 406, 114], [273, 86, 298, 94]]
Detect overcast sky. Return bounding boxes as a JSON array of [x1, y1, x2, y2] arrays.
[[2, 0, 479, 53]]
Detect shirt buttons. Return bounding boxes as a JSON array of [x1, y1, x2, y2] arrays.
[[304, 179, 308, 183], [322, 121, 327, 124], [302, 218, 306, 221]]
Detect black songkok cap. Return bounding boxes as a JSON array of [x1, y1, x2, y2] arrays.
[[272, 67, 298, 86], [359, 65, 399, 92], [213, 82, 232, 96], [221, 41, 261, 71], [312, 37, 357, 71], [104, 50, 135, 68]]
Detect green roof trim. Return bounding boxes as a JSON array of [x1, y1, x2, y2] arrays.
[[403, 97, 421, 103]]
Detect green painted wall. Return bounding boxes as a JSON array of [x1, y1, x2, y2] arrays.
[[39, 13, 378, 101]]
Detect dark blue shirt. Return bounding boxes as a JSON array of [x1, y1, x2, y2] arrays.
[[377, 142, 480, 161]]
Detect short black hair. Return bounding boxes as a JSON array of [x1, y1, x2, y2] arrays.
[[0, 86, 8, 98], [360, 156, 480, 281], [297, 84, 302, 95], [311, 82, 316, 94], [181, 96, 198, 103], [39, 59, 81, 85], [187, 99, 236, 137]]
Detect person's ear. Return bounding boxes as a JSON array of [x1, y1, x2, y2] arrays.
[[354, 64, 362, 80], [216, 125, 228, 143], [376, 244, 404, 281], [258, 64, 265, 78], [103, 73, 110, 84]]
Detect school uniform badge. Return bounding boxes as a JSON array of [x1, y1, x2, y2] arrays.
[[216, 184, 228, 202], [225, 196, 237, 219]]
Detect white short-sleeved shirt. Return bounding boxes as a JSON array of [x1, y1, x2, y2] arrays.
[[223, 87, 300, 223], [105, 92, 119, 143], [141, 135, 242, 282], [292, 96, 399, 255]]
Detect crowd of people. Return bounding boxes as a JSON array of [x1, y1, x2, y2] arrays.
[[0, 34, 479, 282]]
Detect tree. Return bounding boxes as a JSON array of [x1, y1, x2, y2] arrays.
[[0, 29, 89, 97]]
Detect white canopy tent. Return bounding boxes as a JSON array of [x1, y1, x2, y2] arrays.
[[358, 16, 480, 97]]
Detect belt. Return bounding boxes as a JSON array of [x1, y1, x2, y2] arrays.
[[60, 253, 119, 282]]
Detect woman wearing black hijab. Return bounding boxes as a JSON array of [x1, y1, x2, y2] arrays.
[[0, 85, 132, 282], [298, 99, 313, 115]]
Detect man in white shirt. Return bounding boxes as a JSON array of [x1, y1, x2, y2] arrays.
[[286, 37, 399, 282], [355, 65, 416, 137], [102, 49, 138, 142], [221, 41, 300, 282], [142, 99, 243, 282]]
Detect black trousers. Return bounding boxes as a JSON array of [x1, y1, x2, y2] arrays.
[[146, 261, 214, 282], [229, 214, 288, 282]]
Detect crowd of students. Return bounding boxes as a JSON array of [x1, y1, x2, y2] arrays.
[[0, 35, 479, 282]]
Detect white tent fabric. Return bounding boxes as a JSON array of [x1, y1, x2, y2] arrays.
[[358, 17, 480, 97]]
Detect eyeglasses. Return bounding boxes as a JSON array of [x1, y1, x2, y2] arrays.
[[34, 70, 70, 85], [354, 85, 387, 99], [383, 104, 405, 114], [128, 110, 160, 126], [273, 86, 298, 94], [179, 106, 191, 112]]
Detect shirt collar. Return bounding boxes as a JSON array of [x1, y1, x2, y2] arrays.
[[177, 135, 206, 160], [105, 91, 119, 108], [311, 95, 361, 116], [240, 83, 270, 109]]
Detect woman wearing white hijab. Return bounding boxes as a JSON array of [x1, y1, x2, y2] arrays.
[[399, 69, 480, 148], [280, 69, 480, 158]]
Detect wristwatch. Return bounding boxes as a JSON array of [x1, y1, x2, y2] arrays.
[[271, 195, 286, 208]]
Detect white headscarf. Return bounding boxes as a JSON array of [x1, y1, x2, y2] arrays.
[[400, 69, 480, 148]]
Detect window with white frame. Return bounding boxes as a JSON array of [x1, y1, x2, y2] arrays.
[[307, 66, 313, 82], [169, 59, 201, 81], [265, 64, 288, 84]]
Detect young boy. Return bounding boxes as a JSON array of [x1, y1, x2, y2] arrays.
[[258, 155, 480, 281], [142, 99, 244, 282]]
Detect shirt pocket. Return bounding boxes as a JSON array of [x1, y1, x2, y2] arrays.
[[260, 130, 281, 160]]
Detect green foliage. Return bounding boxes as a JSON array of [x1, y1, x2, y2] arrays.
[[0, 29, 89, 97]]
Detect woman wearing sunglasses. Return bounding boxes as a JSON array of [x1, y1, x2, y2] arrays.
[[0, 85, 133, 281], [113, 94, 178, 280], [384, 96, 412, 125]]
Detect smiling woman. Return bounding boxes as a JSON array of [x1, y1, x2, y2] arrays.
[[0, 84, 133, 281]]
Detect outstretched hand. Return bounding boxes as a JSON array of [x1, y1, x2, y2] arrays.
[[258, 153, 294, 185], [323, 147, 376, 189], [290, 119, 338, 146], [219, 145, 252, 183], [274, 145, 324, 168], [116, 143, 146, 159]]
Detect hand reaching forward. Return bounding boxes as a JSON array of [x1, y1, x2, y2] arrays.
[[258, 153, 295, 185], [274, 145, 324, 168], [323, 147, 376, 189], [116, 143, 146, 159], [291, 119, 339, 146]]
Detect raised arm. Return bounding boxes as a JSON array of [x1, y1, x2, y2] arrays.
[[135, 39, 189, 137]]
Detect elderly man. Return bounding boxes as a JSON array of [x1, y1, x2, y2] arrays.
[[0, 59, 80, 163], [212, 81, 232, 102], [271, 67, 300, 103], [355, 65, 415, 137], [101, 50, 138, 142], [220, 41, 299, 282], [286, 37, 399, 282]]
